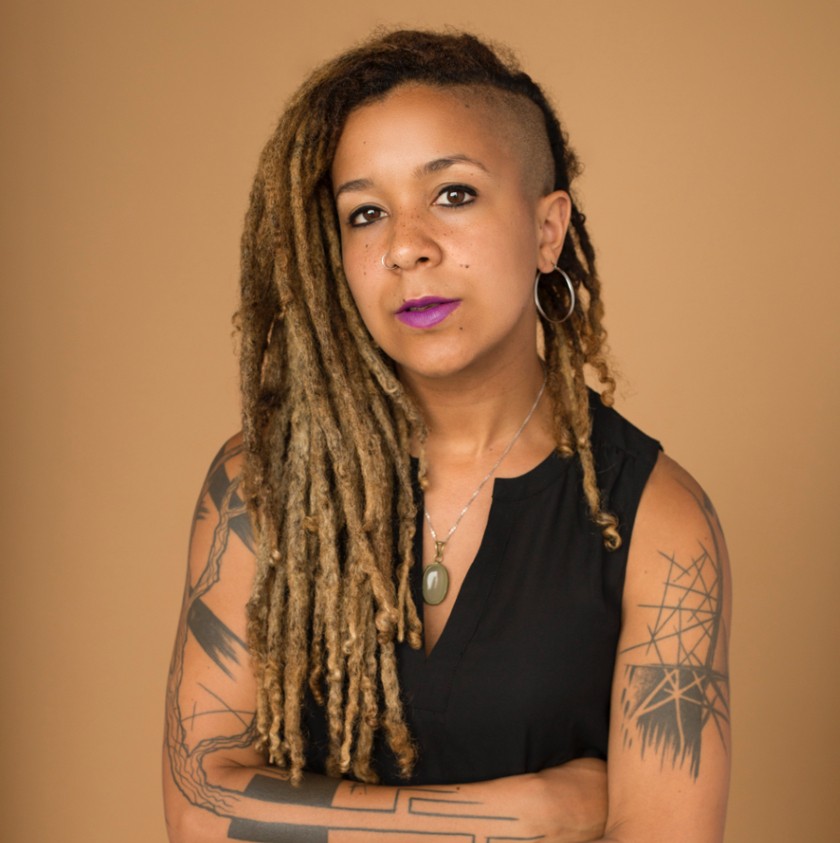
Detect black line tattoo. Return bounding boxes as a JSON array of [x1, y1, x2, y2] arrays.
[[188, 597, 248, 678], [620, 487, 730, 779], [228, 775, 540, 842], [187, 443, 226, 547], [207, 456, 254, 553]]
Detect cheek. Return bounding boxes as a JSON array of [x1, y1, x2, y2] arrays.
[[342, 243, 376, 304], [342, 262, 388, 345], [479, 220, 539, 286], [341, 236, 372, 277]]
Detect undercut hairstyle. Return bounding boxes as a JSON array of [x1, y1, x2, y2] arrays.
[[451, 85, 556, 197], [237, 28, 620, 785]]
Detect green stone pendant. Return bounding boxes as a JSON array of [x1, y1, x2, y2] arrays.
[[422, 562, 449, 605]]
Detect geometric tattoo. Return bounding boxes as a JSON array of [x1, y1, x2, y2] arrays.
[[225, 775, 540, 843], [619, 486, 730, 779]]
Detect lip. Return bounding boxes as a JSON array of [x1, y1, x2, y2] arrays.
[[395, 297, 461, 329]]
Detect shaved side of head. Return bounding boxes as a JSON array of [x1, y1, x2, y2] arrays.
[[450, 85, 556, 199]]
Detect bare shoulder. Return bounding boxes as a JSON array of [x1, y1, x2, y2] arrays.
[[195, 432, 246, 502], [187, 432, 250, 561], [630, 453, 727, 563], [182, 431, 256, 638], [623, 452, 731, 684]]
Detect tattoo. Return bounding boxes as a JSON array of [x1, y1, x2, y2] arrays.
[[188, 597, 247, 678], [166, 441, 255, 815], [206, 457, 254, 553], [619, 486, 730, 779], [228, 774, 542, 842], [189, 442, 254, 553], [228, 776, 339, 841]]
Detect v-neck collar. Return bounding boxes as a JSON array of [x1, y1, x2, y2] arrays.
[[403, 450, 569, 712]]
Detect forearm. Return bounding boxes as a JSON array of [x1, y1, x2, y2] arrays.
[[165, 759, 605, 843]]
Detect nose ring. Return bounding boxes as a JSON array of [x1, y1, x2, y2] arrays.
[[381, 255, 398, 271]]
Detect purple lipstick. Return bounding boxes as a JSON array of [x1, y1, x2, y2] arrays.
[[396, 297, 461, 329]]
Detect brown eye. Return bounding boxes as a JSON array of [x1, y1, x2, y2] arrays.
[[435, 185, 477, 207], [349, 206, 384, 227]]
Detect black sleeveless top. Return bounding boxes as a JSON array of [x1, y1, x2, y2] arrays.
[[305, 395, 661, 785]]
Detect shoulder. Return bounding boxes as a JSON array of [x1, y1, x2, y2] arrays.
[[205, 431, 246, 482], [193, 433, 247, 511], [188, 432, 253, 564], [623, 451, 731, 629], [633, 454, 726, 559]]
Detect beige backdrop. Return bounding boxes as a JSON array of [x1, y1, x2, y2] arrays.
[[2, 1, 838, 841]]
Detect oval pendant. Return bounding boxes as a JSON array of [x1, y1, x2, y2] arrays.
[[422, 562, 449, 606]]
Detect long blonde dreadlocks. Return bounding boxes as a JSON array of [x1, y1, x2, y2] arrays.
[[237, 28, 620, 785]]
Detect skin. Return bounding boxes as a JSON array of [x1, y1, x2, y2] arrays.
[[163, 82, 731, 843], [332, 83, 569, 390]]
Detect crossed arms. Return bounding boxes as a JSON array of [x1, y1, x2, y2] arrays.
[[163, 436, 730, 842]]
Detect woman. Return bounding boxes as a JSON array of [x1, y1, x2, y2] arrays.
[[164, 29, 731, 842]]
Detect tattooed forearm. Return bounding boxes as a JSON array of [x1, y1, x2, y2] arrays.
[[227, 774, 543, 842], [619, 487, 730, 779]]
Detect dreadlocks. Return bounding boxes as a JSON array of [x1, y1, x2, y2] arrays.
[[237, 28, 620, 786]]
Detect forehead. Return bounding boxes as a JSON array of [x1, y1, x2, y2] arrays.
[[331, 83, 551, 197], [333, 85, 519, 177]]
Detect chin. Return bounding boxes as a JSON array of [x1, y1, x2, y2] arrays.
[[394, 348, 503, 386], [393, 353, 468, 383]]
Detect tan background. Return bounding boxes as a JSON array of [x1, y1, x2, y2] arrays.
[[2, 0, 838, 840]]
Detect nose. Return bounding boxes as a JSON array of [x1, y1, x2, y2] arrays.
[[381, 210, 442, 271]]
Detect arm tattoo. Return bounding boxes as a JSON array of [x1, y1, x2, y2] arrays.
[[188, 598, 247, 679], [166, 441, 255, 815], [619, 486, 730, 779], [228, 775, 544, 842], [166, 443, 539, 840]]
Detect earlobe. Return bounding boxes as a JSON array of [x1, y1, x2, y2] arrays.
[[536, 190, 572, 272]]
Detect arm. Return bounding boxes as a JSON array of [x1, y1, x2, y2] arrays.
[[595, 454, 732, 843], [163, 435, 607, 843]]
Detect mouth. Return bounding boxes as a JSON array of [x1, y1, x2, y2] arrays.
[[395, 297, 461, 329]]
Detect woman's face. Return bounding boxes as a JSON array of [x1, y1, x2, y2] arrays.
[[331, 83, 569, 385]]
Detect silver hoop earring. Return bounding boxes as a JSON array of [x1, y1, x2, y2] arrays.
[[534, 264, 575, 324]]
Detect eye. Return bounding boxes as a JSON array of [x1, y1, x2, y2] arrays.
[[435, 185, 477, 207], [348, 205, 386, 227]]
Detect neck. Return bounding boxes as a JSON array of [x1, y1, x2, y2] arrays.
[[399, 355, 550, 460]]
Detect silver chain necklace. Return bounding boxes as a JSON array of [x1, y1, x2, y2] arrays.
[[422, 377, 547, 605]]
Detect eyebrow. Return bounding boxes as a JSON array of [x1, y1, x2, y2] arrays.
[[418, 154, 489, 176], [333, 154, 489, 200]]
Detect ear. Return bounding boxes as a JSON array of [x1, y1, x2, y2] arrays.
[[535, 190, 572, 273]]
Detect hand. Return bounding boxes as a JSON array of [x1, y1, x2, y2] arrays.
[[531, 758, 608, 843]]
